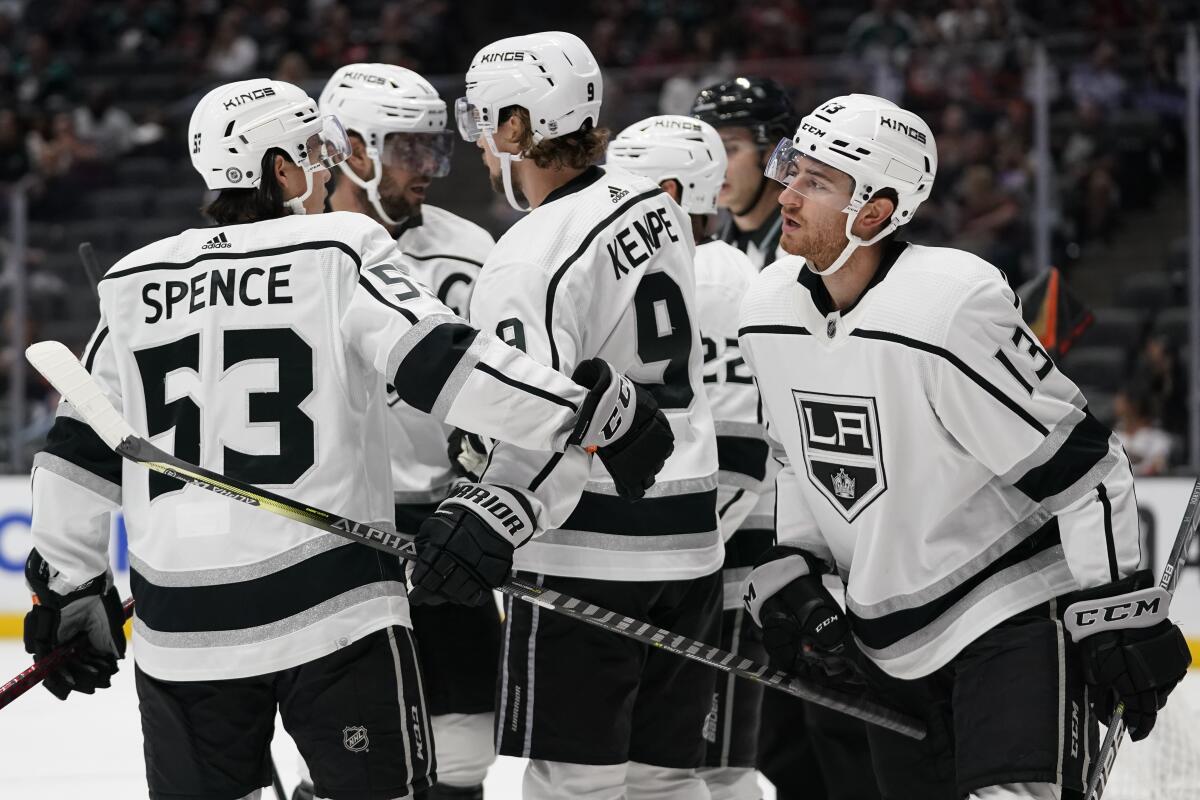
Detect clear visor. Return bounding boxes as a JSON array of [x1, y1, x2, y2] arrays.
[[764, 138, 855, 213], [301, 115, 351, 171], [455, 97, 485, 143], [380, 131, 454, 178]]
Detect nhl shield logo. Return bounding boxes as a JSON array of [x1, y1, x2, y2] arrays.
[[792, 390, 886, 521], [343, 725, 369, 753]]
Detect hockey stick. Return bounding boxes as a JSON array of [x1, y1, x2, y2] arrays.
[[1083, 477, 1200, 800], [77, 242, 102, 296], [25, 340, 926, 741], [0, 598, 134, 711]]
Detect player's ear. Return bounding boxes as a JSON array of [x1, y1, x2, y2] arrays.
[[659, 179, 682, 205], [853, 192, 896, 239], [346, 133, 372, 177]]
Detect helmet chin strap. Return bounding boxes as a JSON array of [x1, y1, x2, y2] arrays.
[[336, 151, 404, 227], [808, 209, 897, 277], [283, 170, 315, 216], [484, 132, 529, 213]]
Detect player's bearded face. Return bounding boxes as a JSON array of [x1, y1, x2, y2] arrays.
[[776, 158, 855, 270], [376, 164, 423, 221]]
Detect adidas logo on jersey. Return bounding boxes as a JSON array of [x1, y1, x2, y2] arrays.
[[201, 232, 232, 250], [609, 186, 629, 203]]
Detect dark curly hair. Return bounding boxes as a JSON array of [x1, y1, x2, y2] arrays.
[[503, 107, 609, 170]]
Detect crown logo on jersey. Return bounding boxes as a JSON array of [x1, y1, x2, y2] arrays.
[[201, 232, 232, 250], [609, 186, 629, 203], [832, 468, 856, 499]]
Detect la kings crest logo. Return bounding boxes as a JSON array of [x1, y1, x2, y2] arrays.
[[792, 390, 886, 521]]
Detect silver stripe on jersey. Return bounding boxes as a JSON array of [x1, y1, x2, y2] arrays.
[[739, 512, 774, 531], [857, 546, 1069, 662], [386, 626, 416, 785], [713, 420, 769, 440], [534, 528, 721, 552], [126, 532, 390, 587], [1000, 406, 1086, 486], [385, 312, 463, 380], [430, 334, 489, 422], [133, 580, 406, 647], [580, 473, 718, 498], [848, 503, 1052, 619], [1037, 441, 1121, 514], [32, 452, 121, 503]]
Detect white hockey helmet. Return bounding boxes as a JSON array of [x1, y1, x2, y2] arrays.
[[319, 63, 453, 226], [456, 31, 602, 211], [765, 93, 937, 274], [607, 115, 726, 216], [188, 78, 350, 214]]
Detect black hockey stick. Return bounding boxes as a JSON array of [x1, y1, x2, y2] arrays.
[[77, 242, 102, 295], [1082, 477, 1200, 800], [26, 340, 926, 740]]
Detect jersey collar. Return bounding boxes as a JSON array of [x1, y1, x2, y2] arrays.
[[798, 238, 909, 316], [541, 165, 605, 207], [719, 211, 784, 261]]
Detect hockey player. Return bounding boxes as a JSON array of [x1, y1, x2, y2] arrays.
[[412, 32, 723, 800], [690, 77, 798, 271], [694, 76, 879, 800], [607, 115, 771, 800], [319, 63, 499, 800], [738, 93, 1192, 800], [22, 78, 674, 800]]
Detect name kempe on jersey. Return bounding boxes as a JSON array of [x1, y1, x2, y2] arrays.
[[739, 242, 1139, 679], [471, 166, 720, 581], [386, 204, 494, 509], [30, 211, 615, 681]]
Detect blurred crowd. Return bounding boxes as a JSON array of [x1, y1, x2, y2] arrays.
[[0, 0, 1196, 467]]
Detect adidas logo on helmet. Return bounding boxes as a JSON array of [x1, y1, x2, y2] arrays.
[[201, 232, 232, 250]]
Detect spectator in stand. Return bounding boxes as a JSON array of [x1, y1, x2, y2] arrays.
[[1134, 334, 1189, 438], [935, 0, 989, 43], [13, 33, 73, 106], [274, 51, 310, 85], [1069, 39, 1127, 112], [0, 109, 30, 183], [953, 162, 1024, 281], [73, 83, 135, 156], [1113, 385, 1174, 476], [846, 0, 919, 56], [1061, 100, 1120, 244], [205, 9, 258, 78]]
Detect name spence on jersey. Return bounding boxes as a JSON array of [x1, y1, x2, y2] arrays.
[[605, 204, 681, 279], [142, 263, 293, 323]]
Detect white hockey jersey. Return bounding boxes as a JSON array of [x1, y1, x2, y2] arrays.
[[694, 240, 775, 609], [470, 166, 720, 581], [739, 242, 1140, 680], [31, 212, 629, 681], [385, 205, 493, 510]]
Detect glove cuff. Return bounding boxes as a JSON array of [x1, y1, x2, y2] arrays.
[[1063, 570, 1171, 642], [25, 549, 112, 608], [439, 482, 537, 548], [744, 553, 816, 627]]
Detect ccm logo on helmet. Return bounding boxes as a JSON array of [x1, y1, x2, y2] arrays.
[[880, 116, 927, 145], [1072, 596, 1163, 628], [222, 86, 277, 111], [480, 51, 526, 63], [801, 121, 826, 137]]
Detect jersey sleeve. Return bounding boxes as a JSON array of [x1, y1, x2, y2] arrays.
[[700, 281, 771, 538], [30, 316, 121, 591], [932, 276, 1140, 589], [466, 256, 593, 534], [339, 224, 591, 455]]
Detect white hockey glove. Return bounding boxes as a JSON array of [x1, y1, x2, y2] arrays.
[[1064, 570, 1192, 740]]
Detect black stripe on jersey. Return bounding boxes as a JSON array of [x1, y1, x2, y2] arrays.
[[850, 328, 1049, 436], [1098, 483, 1118, 581], [1013, 410, 1111, 503], [723, 528, 775, 570], [717, 435, 770, 482], [83, 326, 109, 373], [102, 240, 361, 282], [737, 324, 812, 338], [545, 187, 665, 370], [849, 517, 1061, 651], [560, 489, 717, 537], [718, 488, 744, 518], [42, 416, 122, 487], [358, 274, 419, 323], [395, 323, 480, 412], [403, 252, 484, 267], [474, 363, 578, 411], [528, 452, 565, 492], [131, 541, 404, 633]]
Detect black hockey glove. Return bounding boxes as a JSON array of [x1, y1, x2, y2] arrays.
[[1064, 570, 1191, 741], [24, 548, 126, 701], [567, 358, 674, 500], [446, 428, 490, 481], [409, 483, 534, 606], [745, 547, 864, 687]]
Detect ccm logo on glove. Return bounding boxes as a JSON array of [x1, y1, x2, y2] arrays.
[[1065, 586, 1170, 640]]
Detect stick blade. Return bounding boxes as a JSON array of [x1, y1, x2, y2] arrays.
[[25, 340, 135, 450]]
